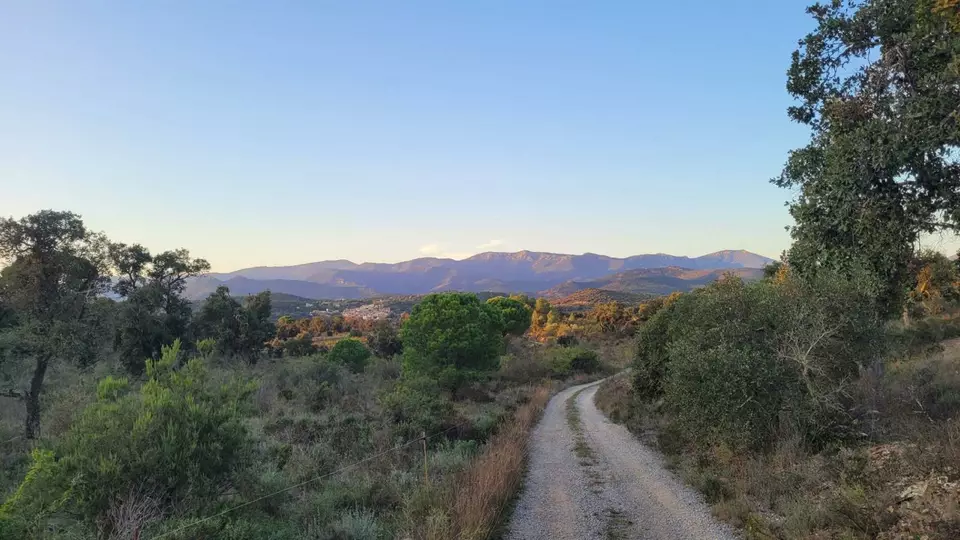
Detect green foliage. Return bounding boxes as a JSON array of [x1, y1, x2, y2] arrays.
[[634, 273, 883, 449], [400, 293, 503, 385], [1, 340, 256, 537], [0, 210, 112, 439], [776, 0, 960, 315], [633, 295, 680, 400], [110, 243, 209, 374], [328, 338, 372, 373], [486, 296, 532, 336], [194, 286, 274, 361], [549, 346, 601, 377], [381, 376, 453, 441]]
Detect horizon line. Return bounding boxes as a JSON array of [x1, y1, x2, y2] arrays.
[[212, 248, 775, 274]]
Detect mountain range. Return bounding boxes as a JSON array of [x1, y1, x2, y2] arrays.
[[543, 267, 766, 299], [185, 250, 775, 301]]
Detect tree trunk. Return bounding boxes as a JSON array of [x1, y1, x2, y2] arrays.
[[24, 354, 49, 440]]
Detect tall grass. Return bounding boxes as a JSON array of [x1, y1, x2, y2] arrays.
[[413, 384, 551, 540]]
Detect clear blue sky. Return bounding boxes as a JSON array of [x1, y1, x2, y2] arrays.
[[4, 1, 838, 271]]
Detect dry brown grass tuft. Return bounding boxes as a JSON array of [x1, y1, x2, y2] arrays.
[[441, 384, 551, 540]]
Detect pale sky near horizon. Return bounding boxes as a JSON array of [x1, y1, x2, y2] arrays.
[[4, 2, 957, 272]]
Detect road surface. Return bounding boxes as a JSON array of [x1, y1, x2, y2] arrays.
[[504, 379, 737, 539]]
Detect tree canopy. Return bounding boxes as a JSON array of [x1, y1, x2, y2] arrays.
[[109, 243, 209, 373], [777, 0, 960, 313], [486, 296, 533, 336], [0, 211, 111, 439], [400, 293, 504, 384]]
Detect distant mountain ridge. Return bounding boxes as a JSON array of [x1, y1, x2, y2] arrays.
[[186, 249, 774, 300], [542, 267, 766, 299]]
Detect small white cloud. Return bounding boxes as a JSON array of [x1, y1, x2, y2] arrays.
[[477, 239, 504, 250], [419, 243, 442, 256]]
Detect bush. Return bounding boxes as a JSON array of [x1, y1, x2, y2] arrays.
[[498, 353, 552, 383], [283, 335, 317, 357], [329, 339, 372, 373], [381, 377, 453, 441], [549, 346, 601, 377], [634, 272, 884, 449], [0, 340, 256, 538]]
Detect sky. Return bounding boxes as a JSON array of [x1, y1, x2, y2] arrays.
[[3, 0, 933, 272]]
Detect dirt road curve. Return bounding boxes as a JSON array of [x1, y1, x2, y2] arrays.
[[505, 379, 737, 540]]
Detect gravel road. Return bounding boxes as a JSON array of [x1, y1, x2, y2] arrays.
[[504, 379, 737, 540]]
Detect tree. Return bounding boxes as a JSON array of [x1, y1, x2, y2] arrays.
[[367, 319, 403, 358], [0, 211, 110, 440], [776, 0, 960, 315], [906, 249, 960, 317], [400, 293, 503, 385], [109, 244, 209, 373], [486, 296, 533, 336], [328, 338, 372, 372], [590, 301, 633, 334], [531, 298, 552, 332], [193, 287, 273, 361]]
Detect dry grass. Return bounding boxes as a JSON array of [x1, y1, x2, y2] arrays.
[[437, 384, 551, 540]]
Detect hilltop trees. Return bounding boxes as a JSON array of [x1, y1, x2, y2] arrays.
[[0, 211, 111, 440], [109, 244, 209, 374], [193, 286, 273, 360], [401, 293, 504, 387], [777, 0, 960, 314]]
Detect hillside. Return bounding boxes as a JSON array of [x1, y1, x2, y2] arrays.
[[551, 288, 654, 308], [541, 267, 765, 298], [188, 249, 775, 300]]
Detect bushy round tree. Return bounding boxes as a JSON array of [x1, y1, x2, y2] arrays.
[[401, 293, 504, 385], [486, 296, 533, 336], [328, 338, 371, 373]]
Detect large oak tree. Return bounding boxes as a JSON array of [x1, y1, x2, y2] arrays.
[[777, 0, 960, 314]]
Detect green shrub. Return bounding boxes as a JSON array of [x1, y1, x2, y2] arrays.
[[328, 338, 372, 373], [1, 340, 256, 538], [380, 377, 453, 441], [633, 297, 678, 400], [634, 272, 884, 450], [486, 296, 533, 336], [550, 346, 601, 377]]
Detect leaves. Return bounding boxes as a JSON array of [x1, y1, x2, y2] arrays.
[[778, 0, 960, 314]]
